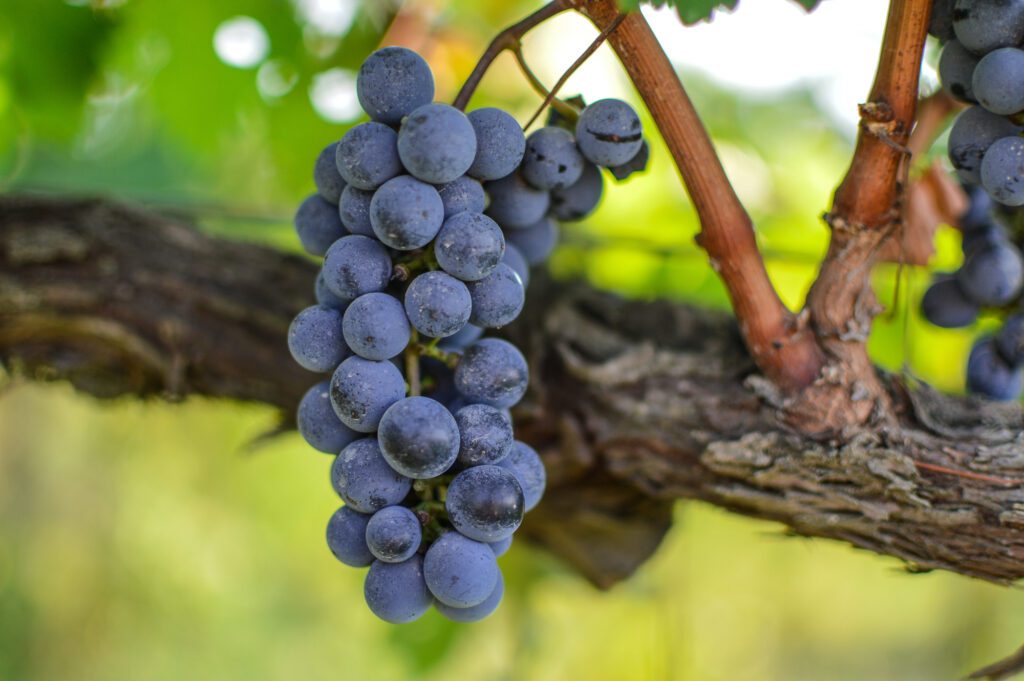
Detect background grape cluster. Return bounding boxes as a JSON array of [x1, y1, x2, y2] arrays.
[[926, 0, 1024, 400], [288, 47, 648, 623]]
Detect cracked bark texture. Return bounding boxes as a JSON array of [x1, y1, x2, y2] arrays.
[[2, 195, 1024, 590]]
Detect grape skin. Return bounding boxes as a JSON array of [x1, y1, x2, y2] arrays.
[[330, 356, 407, 432], [434, 212, 506, 282], [423, 531, 499, 608], [947, 107, 1021, 184], [331, 438, 412, 514], [956, 239, 1024, 306], [378, 397, 461, 479], [551, 162, 604, 221], [336, 121, 403, 191], [435, 571, 504, 623], [972, 47, 1024, 115], [997, 315, 1024, 367], [364, 555, 433, 624], [967, 337, 1023, 401], [609, 139, 650, 181], [498, 441, 547, 512], [488, 536, 512, 557], [397, 103, 478, 185], [436, 176, 486, 218], [454, 403, 514, 466], [365, 506, 422, 563], [326, 506, 374, 568], [920, 275, 978, 329], [576, 98, 644, 168], [930, 0, 956, 40], [446, 465, 524, 542], [338, 185, 375, 237], [403, 271, 472, 338], [342, 292, 411, 361], [939, 40, 979, 104], [288, 305, 349, 373], [298, 381, 360, 454], [294, 194, 347, 257], [370, 175, 445, 250], [454, 339, 529, 409], [485, 173, 550, 229], [322, 235, 393, 301], [438, 323, 484, 352], [356, 47, 435, 126], [466, 263, 526, 328], [466, 108, 527, 181], [315, 271, 349, 310], [981, 136, 1024, 206], [953, 0, 1024, 55], [505, 216, 559, 265], [314, 142, 346, 204], [521, 126, 585, 190], [501, 243, 530, 289]]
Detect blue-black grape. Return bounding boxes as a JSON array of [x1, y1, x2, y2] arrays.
[[467, 108, 526, 181], [576, 98, 644, 168], [434, 212, 505, 282], [326, 505, 374, 567], [342, 292, 410, 361], [454, 339, 529, 409], [920, 275, 979, 329], [939, 40, 979, 104], [397, 103, 477, 184], [365, 506, 422, 563], [966, 337, 1023, 400], [288, 305, 349, 373], [436, 175, 486, 218], [370, 175, 445, 250], [498, 441, 546, 512], [609, 139, 650, 181], [485, 173, 550, 229], [930, 0, 956, 40], [403, 271, 472, 338], [322, 235, 393, 301], [294, 194, 347, 257], [551, 162, 603, 221], [454, 403, 514, 466], [972, 47, 1024, 115], [488, 536, 512, 558], [947, 106, 1021, 183], [338, 185, 375, 237], [423, 531, 498, 608], [314, 142, 346, 204], [957, 239, 1024, 305], [438, 323, 484, 352], [331, 437, 412, 513], [501, 244, 530, 289], [446, 465, 524, 542], [298, 381, 360, 454], [336, 122, 403, 191], [981, 136, 1024, 206], [962, 221, 1007, 254], [377, 396, 460, 478], [521, 126, 585, 190], [997, 314, 1024, 367], [434, 571, 504, 623], [960, 183, 995, 232], [466, 263, 525, 328], [505, 216, 558, 265], [330, 356, 407, 432], [315, 271, 349, 310], [953, 0, 1024, 55], [356, 47, 435, 126], [364, 555, 433, 623]]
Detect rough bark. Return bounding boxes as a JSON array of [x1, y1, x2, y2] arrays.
[[2, 194, 1024, 590]]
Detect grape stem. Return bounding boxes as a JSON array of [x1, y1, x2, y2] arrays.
[[510, 46, 579, 123], [405, 330, 421, 397]]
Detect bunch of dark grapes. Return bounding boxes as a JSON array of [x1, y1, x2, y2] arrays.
[[924, 0, 1024, 400], [288, 46, 648, 623]]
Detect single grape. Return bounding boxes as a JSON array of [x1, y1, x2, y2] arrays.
[[436, 175, 486, 218], [454, 403, 514, 466], [370, 175, 445, 250], [609, 139, 650, 181], [551, 162, 604, 221], [377, 396, 460, 479], [294, 194, 347, 257], [939, 40, 979, 104], [314, 142, 346, 204], [576, 98, 644, 168], [434, 571, 504, 623], [454, 339, 529, 409], [342, 292, 411, 361], [498, 441, 546, 512], [338, 185, 375, 237], [972, 47, 1024, 115], [957, 239, 1024, 306], [322, 235, 393, 301], [365, 506, 422, 563], [364, 555, 433, 623], [336, 121, 403, 191], [331, 438, 412, 513], [962, 221, 1007, 254], [966, 337, 1023, 401], [521, 126, 585, 190], [953, 0, 1024, 55], [485, 173, 550, 229], [315, 271, 349, 310], [404, 271, 472, 338], [930, 0, 956, 40], [326, 506, 373, 568], [981, 136, 1024, 206], [467, 108, 527, 181], [438, 323, 484, 352], [288, 305, 349, 373], [997, 315, 1024, 367], [920, 275, 979, 329], [960, 183, 994, 232], [330, 356, 407, 432], [397, 103, 477, 184], [467, 263, 525, 328], [947, 106, 1021, 184], [505, 216, 558, 265], [298, 380, 360, 453], [423, 531, 498, 608], [446, 465, 524, 542], [356, 47, 434, 126], [488, 536, 512, 558], [501, 244, 530, 289], [434, 212, 505, 282]]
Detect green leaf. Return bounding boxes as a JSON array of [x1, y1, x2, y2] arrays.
[[623, 0, 825, 25]]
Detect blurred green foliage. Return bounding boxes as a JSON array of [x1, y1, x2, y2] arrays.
[[0, 1, 1020, 679]]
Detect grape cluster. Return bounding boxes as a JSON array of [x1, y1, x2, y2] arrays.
[[289, 47, 647, 622]]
